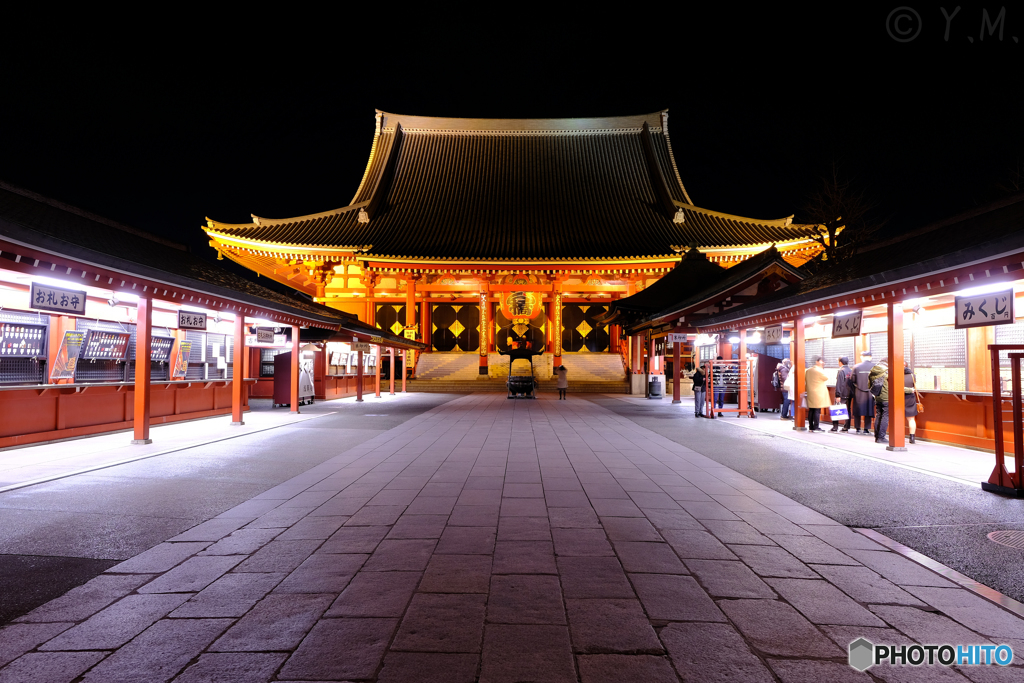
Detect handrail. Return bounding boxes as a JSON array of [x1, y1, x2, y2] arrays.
[[617, 338, 630, 374], [983, 344, 1024, 496]]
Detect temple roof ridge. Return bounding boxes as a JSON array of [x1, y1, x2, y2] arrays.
[[374, 110, 671, 134], [206, 201, 367, 232], [674, 201, 797, 229]]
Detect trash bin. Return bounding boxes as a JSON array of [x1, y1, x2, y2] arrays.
[[648, 377, 663, 398]]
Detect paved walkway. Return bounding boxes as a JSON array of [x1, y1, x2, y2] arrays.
[[617, 395, 997, 486], [0, 405, 329, 492], [2, 394, 1024, 682]]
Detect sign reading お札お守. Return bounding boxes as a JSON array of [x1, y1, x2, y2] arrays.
[[955, 289, 1014, 329], [178, 310, 207, 330], [30, 282, 87, 316]]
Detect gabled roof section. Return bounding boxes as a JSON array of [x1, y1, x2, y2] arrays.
[[0, 180, 351, 327], [696, 193, 1024, 328], [604, 246, 805, 330], [204, 110, 817, 261]]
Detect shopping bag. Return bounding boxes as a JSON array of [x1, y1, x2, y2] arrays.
[[829, 403, 849, 420]]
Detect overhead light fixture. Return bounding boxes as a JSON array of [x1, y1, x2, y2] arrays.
[[957, 282, 1016, 298], [108, 295, 119, 307]]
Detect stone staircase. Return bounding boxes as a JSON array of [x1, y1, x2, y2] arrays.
[[408, 352, 628, 393], [557, 354, 626, 382], [414, 353, 482, 380]]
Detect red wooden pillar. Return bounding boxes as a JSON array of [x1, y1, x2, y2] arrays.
[[375, 345, 381, 398], [793, 318, 806, 430], [290, 324, 300, 413], [406, 275, 417, 385], [672, 334, 681, 404], [132, 296, 153, 444], [887, 303, 906, 449], [356, 348, 364, 402], [231, 314, 245, 425], [389, 347, 396, 395], [738, 328, 748, 415], [631, 334, 642, 374]]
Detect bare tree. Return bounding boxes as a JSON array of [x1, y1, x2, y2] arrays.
[[995, 158, 1024, 196], [799, 163, 884, 270]]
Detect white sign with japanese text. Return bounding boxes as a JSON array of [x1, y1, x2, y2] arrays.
[[955, 289, 1014, 329], [667, 333, 686, 345], [831, 310, 863, 339], [178, 310, 207, 330], [30, 282, 87, 316], [764, 325, 784, 344], [256, 328, 274, 343]]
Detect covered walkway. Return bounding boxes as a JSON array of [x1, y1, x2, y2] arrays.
[[2, 394, 1024, 681]]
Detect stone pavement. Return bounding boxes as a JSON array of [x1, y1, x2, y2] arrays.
[[623, 395, 995, 486], [0, 405, 329, 493], [2, 393, 1024, 682]]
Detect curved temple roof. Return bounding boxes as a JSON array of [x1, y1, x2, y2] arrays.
[[207, 110, 816, 262]]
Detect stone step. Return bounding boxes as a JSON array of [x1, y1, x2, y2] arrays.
[[405, 379, 628, 394]]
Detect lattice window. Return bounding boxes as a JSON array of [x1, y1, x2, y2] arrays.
[[822, 337, 855, 367]]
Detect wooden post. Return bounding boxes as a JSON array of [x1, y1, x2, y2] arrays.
[[356, 348, 364, 402], [375, 345, 381, 398], [793, 318, 806, 430], [421, 300, 430, 353], [406, 275, 417, 385], [739, 328, 748, 415], [645, 331, 653, 397], [132, 296, 153, 444], [672, 334, 681, 404], [231, 314, 245, 425], [389, 347, 396, 395], [547, 297, 556, 354], [887, 303, 906, 450], [632, 334, 642, 374], [290, 325, 300, 413]]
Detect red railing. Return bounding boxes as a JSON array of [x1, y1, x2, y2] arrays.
[[984, 344, 1024, 496], [618, 338, 630, 375]]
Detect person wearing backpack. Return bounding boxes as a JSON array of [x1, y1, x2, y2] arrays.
[[830, 356, 853, 432], [777, 358, 793, 420], [868, 358, 890, 444]]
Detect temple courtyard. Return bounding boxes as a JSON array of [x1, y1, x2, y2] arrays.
[[1, 393, 1023, 682]]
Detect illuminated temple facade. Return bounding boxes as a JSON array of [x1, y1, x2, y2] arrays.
[[204, 110, 822, 374]]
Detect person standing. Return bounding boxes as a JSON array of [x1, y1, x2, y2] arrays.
[[852, 351, 877, 435], [777, 358, 793, 420], [556, 366, 568, 400], [869, 358, 890, 444], [691, 363, 706, 417], [831, 356, 853, 432], [904, 361, 919, 444], [805, 355, 830, 432]]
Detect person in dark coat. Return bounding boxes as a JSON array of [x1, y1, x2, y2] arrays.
[[904, 362, 919, 444], [831, 356, 853, 432], [851, 351, 876, 435], [691, 364, 706, 417]]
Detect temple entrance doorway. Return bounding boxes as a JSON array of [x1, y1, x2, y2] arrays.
[[561, 304, 610, 352], [430, 303, 480, 352]]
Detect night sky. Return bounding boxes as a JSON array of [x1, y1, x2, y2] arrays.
[[2, 6, 1021, 292]]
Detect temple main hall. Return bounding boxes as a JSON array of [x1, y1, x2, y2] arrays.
[[204, 110, 821, 382]]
